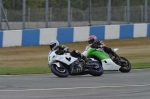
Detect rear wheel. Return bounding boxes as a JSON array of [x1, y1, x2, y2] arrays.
[[51, 64, 69, 77], [119, 57, 131, 73]]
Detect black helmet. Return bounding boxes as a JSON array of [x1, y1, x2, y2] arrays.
[[49, 40, 59, 50], [88, 35, 97, 44]]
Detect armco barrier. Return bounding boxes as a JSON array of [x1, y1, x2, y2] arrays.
[[0, 24, 150, 48]]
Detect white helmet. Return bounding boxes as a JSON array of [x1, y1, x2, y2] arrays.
[[49, 40, 59, 50]]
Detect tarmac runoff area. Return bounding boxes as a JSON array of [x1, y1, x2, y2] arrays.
[[0, 69, 150, 99]]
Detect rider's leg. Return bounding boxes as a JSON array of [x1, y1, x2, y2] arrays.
[[103, 47, 118, 57]]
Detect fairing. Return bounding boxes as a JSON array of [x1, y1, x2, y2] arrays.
[[87, 48, 110, 60]]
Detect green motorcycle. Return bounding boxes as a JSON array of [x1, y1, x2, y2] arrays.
[[82, 45, 131, 73]]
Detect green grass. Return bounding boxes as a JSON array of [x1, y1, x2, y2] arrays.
[[0, 67, 50, 75], [0, 37, 150, 75], [132, 63, 150, 69]]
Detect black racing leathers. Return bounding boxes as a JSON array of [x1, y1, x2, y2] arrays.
[[53, 45, 86, 61], [53, 45, 69, 55], [90, 40, 116, 56], [70, 50, 87, 61]]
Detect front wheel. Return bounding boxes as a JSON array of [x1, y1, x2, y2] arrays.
[[50, 64, 69, 77], [89, 61, 103, 76], [119, 57, 131, 73]]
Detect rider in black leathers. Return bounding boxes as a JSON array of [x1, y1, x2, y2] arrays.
[[49, 40, 87, 61], [88, 35, 118, 57], [49, 40, 87, 73]]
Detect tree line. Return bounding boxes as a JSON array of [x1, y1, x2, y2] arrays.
[[2, 0, 150, 10]]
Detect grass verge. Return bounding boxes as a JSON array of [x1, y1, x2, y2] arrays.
[[0, 67, 50, 75], [0, 37, 150, 75]]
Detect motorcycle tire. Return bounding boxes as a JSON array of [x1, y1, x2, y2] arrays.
[[51, 64, 69, 77], [89, 61, 103, 76], [119, 57, 131, 73]]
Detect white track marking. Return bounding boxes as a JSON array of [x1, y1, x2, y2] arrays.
[[0, 84, 150, 92]]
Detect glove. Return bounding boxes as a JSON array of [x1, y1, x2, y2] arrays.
[[64, 47, 68, 52], [100, 45, 105, 48], [100, 41, 106, 46]]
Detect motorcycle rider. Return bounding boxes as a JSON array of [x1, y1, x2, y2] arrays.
[[49, 40, 87, 73], [88, 35, 118, 58], [49, 40, 69, 55], [49, 40, 86, 59]]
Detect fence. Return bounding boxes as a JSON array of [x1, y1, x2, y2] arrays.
[[0, 0, 150, 30]]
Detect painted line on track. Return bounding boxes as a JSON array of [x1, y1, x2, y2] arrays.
[[0, 84, 150, 92]]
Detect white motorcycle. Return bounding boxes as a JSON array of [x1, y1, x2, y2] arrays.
[[48, 50, 103, 77]]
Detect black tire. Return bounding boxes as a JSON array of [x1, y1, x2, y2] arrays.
[[89, 61, 103, 76], [51, 64, 69, 77], [119, 57, 131, 73]]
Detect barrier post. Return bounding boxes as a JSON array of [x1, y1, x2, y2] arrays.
[[22, 0, 26, 29], [0, 0, 2, 30], [88, 0, 92, 26], [127, 0, 130, 24], [45, 0, 49, 28], [68, 0, 71, 27], [107, 0, 111, 25], [144, 0, 148, 23]]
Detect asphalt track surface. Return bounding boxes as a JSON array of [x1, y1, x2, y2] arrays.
[[0, 69, 150, 99]]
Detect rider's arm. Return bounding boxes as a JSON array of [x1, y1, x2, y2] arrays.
[[91, 41, 103, 48], [55, 45, 69, 55], [61, 45, 70, 53], [55, 46, 63, 54], [100, 41, 106, 47], [95, 40, 106, 48]]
